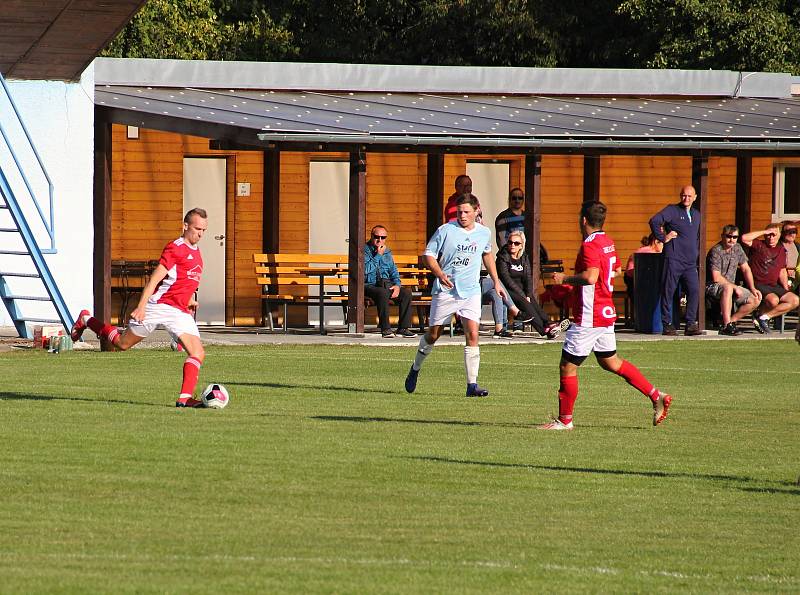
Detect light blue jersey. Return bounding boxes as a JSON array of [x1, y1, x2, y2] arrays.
[[424, 221, 492, 298]]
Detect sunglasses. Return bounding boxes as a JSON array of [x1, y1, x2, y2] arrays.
[[372, 235, 387, 240], [511, 196, 524, 201], [784, 229, 797, 234], [724, 234, 739, 239], [509, 241, 523, 246]]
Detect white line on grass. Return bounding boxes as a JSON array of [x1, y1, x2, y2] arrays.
[[2, 552, 796, 585]]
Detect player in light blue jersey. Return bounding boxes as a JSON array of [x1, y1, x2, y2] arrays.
[[405, 195, 506, 397]]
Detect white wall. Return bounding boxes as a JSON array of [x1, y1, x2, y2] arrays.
[[0, 65, 95, 328]]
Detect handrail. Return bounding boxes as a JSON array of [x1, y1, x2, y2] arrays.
[[0, 72, 56, 253]]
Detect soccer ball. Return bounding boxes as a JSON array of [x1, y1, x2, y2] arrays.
[[201, 383, 230, 409]]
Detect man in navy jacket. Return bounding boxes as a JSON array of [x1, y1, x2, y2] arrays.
[[649, 185, 703, 336]]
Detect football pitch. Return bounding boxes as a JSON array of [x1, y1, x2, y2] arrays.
[[1, 340, 798, 593]]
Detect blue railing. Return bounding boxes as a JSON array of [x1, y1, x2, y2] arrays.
[[0, 72, 56, 253]]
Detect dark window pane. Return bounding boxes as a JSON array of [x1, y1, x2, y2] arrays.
[[785, 168, 800, 213]]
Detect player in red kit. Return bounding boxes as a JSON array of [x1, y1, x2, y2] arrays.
[[71, 208, 209, 408], [538, 201, 672, 430]]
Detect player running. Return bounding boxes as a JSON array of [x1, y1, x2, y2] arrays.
[[405, 194, 506, 397], [71, 208, 209, 408], [538, 201, 672, 430]]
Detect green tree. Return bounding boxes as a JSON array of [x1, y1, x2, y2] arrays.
[[617, 0, 800, 73]]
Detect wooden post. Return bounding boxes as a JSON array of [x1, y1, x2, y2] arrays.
[[92, 108, 112, 347], [347, 150, 366, 334], [426, 153, 444, 240], [735, 156, 752, 234], [692, 155, 709, 331], [524, 154, 543, 292], [263, 150, 280, 252], [583, 155, 600, 203]]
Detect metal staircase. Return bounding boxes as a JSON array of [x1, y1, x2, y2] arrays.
[[0, 72, 72, 338]]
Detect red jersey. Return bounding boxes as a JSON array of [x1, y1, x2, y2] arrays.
[[149, 238, 203, 313], [571, 231, 618, 328], [444, 193, 483, 223]]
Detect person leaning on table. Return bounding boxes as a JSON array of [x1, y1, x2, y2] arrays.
[[364, 224, 416, 338]]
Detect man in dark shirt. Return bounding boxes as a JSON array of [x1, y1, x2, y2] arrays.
[[742, 223, 799, 333], [649, 185, 702, 336]]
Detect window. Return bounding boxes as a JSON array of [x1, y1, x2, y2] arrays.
[[774, 165, 800, 220]]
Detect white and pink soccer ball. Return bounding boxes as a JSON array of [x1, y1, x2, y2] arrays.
[[201, 383, 230, 409]]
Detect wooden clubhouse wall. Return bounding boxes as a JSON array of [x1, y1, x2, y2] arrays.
[[110, 125, 786, 326]]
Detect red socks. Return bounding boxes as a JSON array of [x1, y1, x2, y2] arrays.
[[87, 317, 120, 347], [181, 357, 202, 396], [616, 360, 658, 402], [557, 375, 579, 424]]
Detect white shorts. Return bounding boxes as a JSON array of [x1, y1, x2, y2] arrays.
[[429, 292, 482, 327], [128, 302, 200, 341], [562, 324, 617, 358]]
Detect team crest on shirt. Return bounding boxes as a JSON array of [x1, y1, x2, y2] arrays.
[[187, 264, 202, 282]]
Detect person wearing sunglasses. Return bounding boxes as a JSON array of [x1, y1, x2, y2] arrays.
[[779, 221, 800, 291], [741, 223, 800, 333], [496, 231, 570, 339], [705, 225, 761, 336], [364, 225, 416, 338]]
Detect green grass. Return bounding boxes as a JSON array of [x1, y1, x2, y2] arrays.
[[1, 340, 798, 593]]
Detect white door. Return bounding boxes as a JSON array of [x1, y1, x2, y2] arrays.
[[183, 157, 226, 325], [467, 162, 510, 322], [308, 161, 349, 326], [466, 162, 510, 251]]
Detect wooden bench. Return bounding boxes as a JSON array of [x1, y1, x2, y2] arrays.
[[254, 253, 431, 332]]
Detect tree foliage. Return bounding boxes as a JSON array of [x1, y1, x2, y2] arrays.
[[102, 0, 800, 74]]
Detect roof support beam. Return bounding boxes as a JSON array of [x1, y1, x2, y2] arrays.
[[525, 154, 543, 293], [583, 155, 601, 203], [93, 106, 112, 348], [263, 150, 280, 253], [426, 154, 445, 240], [736, 156, 753, 234], [692, 155, 709, 331], [347, 150, 366, 334]]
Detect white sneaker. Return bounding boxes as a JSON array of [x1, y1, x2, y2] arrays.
[[537, 418, 574, 431]]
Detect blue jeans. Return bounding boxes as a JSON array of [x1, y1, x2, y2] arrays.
[[481, 277, 512, 328]]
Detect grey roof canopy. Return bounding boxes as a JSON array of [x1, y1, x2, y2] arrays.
[[93, 58, 800, 153]]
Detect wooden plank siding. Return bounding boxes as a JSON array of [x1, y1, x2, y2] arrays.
[[110, 125, 783, 326]]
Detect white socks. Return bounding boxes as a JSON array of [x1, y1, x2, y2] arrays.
[[464, 346, 480, 384], [413, 336, 433, 371]]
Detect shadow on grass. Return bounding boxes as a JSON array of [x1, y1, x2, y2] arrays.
[[0, 391, 168, 408], [224, 381, 396, 395], [404, 455, 800, 495], [312, 414, 643, 430], [313, 414, 509, 428]]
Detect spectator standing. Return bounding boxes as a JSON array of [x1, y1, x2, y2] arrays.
[[496, 230, 569, 339], [444, 175, 481, 223], [705, 225, 761, 335], [364, 225, 416, 338], [495, 187, 529, 248], [70, 209, 209, 408], [649, 185, 702, 336], [538, 201, 672, 430], [741, 223, 800, 333], [405, 195, 505, 397]]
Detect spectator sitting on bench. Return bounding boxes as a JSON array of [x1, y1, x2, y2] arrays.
[[779, 220, 800, 291], [705, 225, 761, 336], [496, 230, 569, 339], [364, 225, 416, 338], [742, 223, 800, 334]]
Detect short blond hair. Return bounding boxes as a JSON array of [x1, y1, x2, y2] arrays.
[[507, 230, 526, 253]]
